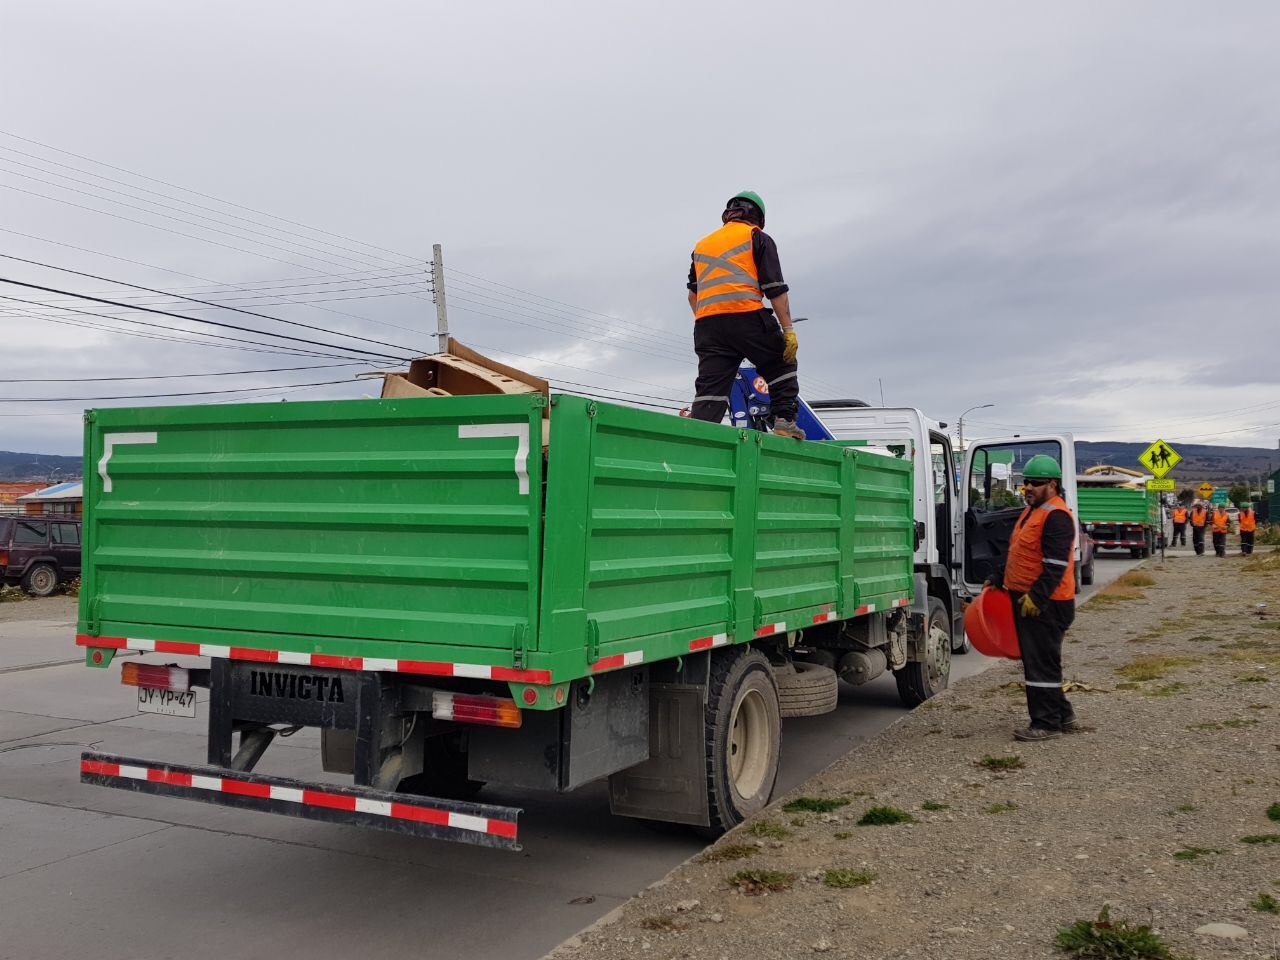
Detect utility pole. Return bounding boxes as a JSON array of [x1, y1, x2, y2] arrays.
[[431, 243, 449, 354], [957, 403, 995, 453]]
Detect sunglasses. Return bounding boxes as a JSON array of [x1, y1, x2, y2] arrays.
[[1023, 478, 1053, 488]]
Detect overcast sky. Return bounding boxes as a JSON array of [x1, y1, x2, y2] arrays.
[[3, 1, 1278, 459]]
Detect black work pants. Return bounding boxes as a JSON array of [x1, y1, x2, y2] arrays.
[[1012, 594, 1075, 731], [1192, 525, 1205, 554], [1213, 532, 1226, 557], [1241, 531, 1254, 555], [1172, 522, 1186, 546], [691, 309, 799, 423]]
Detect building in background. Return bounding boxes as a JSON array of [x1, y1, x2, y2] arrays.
[[16, 481, 83, 517], [0, 482, 44, 516]]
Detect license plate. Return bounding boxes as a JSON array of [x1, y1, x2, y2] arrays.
[[137, 687, 196, 718]]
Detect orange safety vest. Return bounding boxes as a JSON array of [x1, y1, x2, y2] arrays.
[[1005, 495, 1076, 601], [1172, 507, 1187, 523], [1211, 509, 1229, 533], [1239, 510, 1256, 533], [1190, 507, 1207, 527], [691, 221, 763, 320]]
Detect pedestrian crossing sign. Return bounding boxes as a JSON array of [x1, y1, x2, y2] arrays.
[[1138, 438, 1181, 479]]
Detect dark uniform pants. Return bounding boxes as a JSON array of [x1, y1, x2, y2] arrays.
[[1241, 531, 1254, 555], [1212, 532, 1226, 557], [1172, 522, 1186, 546], [1012, 594, 1075, 731], [691, 310, 799, 423], [1192, 525, 1205, 555]]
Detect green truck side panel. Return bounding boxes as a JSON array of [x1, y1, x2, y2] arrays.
[[1077, 488, 1158, 525], [79, 394, 914, 684]]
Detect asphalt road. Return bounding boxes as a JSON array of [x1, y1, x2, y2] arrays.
[[0, 556, 1142, 960]]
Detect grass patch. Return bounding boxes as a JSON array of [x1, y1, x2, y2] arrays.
[[1241, 834, 1280, 845], [1249, 703, 1270, 709], [832, 831, 852, 839], [699, 842, 757, 863], [783, 796, 850, 814], [1267, 803, 1280, 822], [1186, 634, 1217, 642], [1146, 683, 1187, 697], [976, 754, 1025, 771], [1251, 893, 1280, 914], [1055, 906, 1175, 959], [639, 915, 681, 932], [1220, 718, 1258, 728], [726, 868, 796, 895], [921, 801, 950, 811], [1237, 674, 1269, 683], [1088, 591, 1139, 606], [1173, 846, 1220, 861], [1117, 571, 1156, 588], [1115, 655, 1195, 682], [985, 802, 1019, 814], [747, 820, 791, 840], [856, 805, 913, 826], [1189, 723, 1222, 731], [1168, 803, 1198, 814], [822, 868, 875, 888], [1115, 681, 1140, 690]]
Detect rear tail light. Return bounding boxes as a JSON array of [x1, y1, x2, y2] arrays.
[[432, 692, 522, 728], [121, 662, 191, 692], [0, 550, 8, 567]]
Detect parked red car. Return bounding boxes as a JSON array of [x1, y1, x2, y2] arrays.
[[0, 516, 82, 596]]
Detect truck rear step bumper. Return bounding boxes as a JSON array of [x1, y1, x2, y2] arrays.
[[80, 752, 521, 850]]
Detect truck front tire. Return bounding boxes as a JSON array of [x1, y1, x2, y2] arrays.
[[704, 648, 781, 834]]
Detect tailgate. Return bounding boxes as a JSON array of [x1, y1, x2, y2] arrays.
[[79, 394, 545, 662]]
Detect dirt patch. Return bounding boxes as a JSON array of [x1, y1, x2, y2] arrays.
[[550, 550, 1280, 960], [0, 591, 78, 624]]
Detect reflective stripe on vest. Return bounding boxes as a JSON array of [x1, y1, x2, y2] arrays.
[[692, 221, 763, 319], [1212, 510, 1229, 533], [1004, 495, 1076, 601], [1190, 508, 1207, 527], [1240, 510, 1256, 532], [1172, 508, 1187, 523]]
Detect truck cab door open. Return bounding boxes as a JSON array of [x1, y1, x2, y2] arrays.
[[961, 435, 1077, 595]]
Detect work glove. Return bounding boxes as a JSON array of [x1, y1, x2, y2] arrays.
[[1019, 594, 1041, 618], [782, 328, 799, 364]]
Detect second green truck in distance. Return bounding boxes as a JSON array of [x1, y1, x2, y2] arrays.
[[1078, 483, 1162, 558]]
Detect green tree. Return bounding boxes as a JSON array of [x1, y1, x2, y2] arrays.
[[1176, 488, 1194, 505], [1228, 483, 1250, 507]]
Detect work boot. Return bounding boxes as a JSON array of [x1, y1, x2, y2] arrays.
[[1013, 726, 1061, 742], [772, 418, 806, 440], [1062, 715, 1083, 733]]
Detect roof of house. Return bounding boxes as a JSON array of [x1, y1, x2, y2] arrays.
[[17, 481, 84, 501]]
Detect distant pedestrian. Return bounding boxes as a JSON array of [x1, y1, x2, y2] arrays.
[[991, 454, 1079, 742], [1171, 504, 1188, 546], [1239, 505, 1257, 555], [1190, 502, 1208, 555], [1211, 504, 1230, 558]]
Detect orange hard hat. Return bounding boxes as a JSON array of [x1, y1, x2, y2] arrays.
[[963, 586, 1021, 659]]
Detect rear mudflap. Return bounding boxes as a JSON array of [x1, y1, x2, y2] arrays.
[[80, 752, 521, 850]]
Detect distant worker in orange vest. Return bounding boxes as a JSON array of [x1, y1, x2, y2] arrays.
[[1171, 504, 1188, 547], [1189, 502, 1208, 555], [1238, 504, 1257, 555], [687, 190, 804, 439], [1210, 504, 1230, 557], [990, 454, 1079, 742]]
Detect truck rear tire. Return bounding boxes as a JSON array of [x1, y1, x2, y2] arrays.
[[775, 660, 839, 717], [1081, 557, 1095, 585], [895, 598, 950, 708], [704, 648, 781, 834], [21, 563, 58, 597]]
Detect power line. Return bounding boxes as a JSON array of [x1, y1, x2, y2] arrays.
[[0, 361, 366, 383], [0, 378, 358, 403]]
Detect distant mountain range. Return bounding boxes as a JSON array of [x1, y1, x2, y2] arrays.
[[2, 441, 1277, 488]]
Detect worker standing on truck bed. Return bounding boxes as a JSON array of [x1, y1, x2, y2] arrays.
[[1211, 503, 1230, 557], [1239, 504, 1257, 555], [995, 455, 1080, 742], [1190, 502, 1208, 555], [1171, 504, 1188, 546], [687, 190, 804, 440]]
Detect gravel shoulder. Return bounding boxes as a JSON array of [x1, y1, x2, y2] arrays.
[[0, 590, 78, 624], [550, 550, 1280, 960]]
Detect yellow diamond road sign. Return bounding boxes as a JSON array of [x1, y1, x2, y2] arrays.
[[1199, 482, 1214, 500], [1138, 438, 1181, 479]]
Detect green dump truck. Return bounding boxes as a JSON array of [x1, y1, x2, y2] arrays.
[[76, 393, 955, 849], [1078, 486, 1161, 558]]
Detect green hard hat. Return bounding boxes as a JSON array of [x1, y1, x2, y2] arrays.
[[730, 190, 766, 218], [1023, 454, 1062, 479]]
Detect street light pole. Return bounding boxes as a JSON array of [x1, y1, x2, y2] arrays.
[[957, 403, 995, 452]]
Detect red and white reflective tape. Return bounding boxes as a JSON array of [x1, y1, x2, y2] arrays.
[[854, 604, 876, 616], [893, 597, 911, 608], [591, 649, 645, 673], [76, 634, 552, 685], [811, 611, 837, 624], [79, 757, 517, 839], [754, 622, 787, 638], [689, 633, 730, 651]]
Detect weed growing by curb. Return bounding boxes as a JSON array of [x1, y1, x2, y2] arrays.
[[700, 843, 756, 863], [857, 806, 913, 826], [1055, 906, 1175, 959], [921, 801, 950, 811], [977, 754, 1025, 771], [747, 820, 791, 840], [783, 797, 850, 814], [1250, 893, 1279, 914], [1172, 846, 1220, 861], [984, 802, 1019, 814], [1115, 656, 1195, 682], [726, 869, 795, 894], [823, 868, 874, 888], [1237, 675, 1269, 683], [1240, 834, 1280, 845]]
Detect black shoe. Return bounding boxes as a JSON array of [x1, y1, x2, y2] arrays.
[[1062, 716, 1084, 733], [1013, 726, 1062, 742]]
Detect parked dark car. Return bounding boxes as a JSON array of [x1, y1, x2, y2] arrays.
[[0, 516, 82, 596]]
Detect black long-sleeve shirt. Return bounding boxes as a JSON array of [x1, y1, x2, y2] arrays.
[[1025, 509, 1076, 609]]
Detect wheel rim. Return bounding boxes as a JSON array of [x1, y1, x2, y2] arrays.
[[32, 569, 54, 593], [928, 616, 951, 685], [729, 687, 770, 799]]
